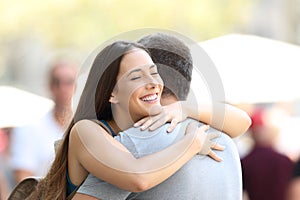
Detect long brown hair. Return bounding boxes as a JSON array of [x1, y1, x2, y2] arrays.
[[27, 41, 149, 199]]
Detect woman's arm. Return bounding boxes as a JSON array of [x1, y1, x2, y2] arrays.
[[72, 194, 98, 200], [134, 101, 251, 138], [69, 120, 216, 192], [183, 101, 251, 138]]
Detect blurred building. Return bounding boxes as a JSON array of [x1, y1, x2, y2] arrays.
[[245, 0, 300, 44]]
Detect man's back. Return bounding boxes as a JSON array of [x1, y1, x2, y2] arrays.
[[77, 119, 242, 200], [121, 119, 242, 200]]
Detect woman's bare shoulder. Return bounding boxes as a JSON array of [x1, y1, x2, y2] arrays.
[[71, 119, 108, 138]]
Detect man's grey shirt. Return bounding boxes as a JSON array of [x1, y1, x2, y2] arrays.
[[77, 119, 242, 200]]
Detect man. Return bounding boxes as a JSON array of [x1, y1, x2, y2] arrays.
[[287, 158, 300, 200], [74, 32, 248, 199], [242, 107, 293, 200], [10, 58, 78, 183]]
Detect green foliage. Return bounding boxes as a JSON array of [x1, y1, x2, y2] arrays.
[[0, 0, 253, 50]]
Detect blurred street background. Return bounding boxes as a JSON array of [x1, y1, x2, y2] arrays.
[[1, 0, 300, 96]]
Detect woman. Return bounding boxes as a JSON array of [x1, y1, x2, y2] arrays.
[[73, 32, 251, 200], [28, 41, 222, 199]]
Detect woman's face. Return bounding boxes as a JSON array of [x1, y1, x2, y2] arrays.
[[111, 48, 163, 121]]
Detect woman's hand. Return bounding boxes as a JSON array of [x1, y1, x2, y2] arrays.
[[186, 122, 225, 162], [134, 101, 188, 133]]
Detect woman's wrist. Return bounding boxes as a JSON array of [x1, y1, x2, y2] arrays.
[[181, 101, 192, 119], [184, 122, 209, 154], [182, 100, 212, 123]]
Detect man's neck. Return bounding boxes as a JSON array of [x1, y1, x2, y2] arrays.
[[161, 95, 178, 106], [53, 105, 73, 129]]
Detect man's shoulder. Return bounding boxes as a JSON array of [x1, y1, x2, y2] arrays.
[[119, 124, 170, 139], [118, 119, 196, 140], [77, 174, 130, 199]]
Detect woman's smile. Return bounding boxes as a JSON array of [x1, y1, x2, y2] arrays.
[[140, 93, 159, 103]]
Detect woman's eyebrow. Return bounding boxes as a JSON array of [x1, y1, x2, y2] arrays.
[[127, 68, 141, 77], [149, 64, 156, 69], [127, 64, 156, 77]]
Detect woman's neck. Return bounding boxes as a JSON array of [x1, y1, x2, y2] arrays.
[[111, 107, 136, 131]]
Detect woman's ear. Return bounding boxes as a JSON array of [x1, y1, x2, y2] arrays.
[[109, 92, 118, 104]]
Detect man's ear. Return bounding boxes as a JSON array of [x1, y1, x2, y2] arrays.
[[109, 92, 118, 104]]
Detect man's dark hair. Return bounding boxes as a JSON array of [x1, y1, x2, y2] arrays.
[[138, 32, 193, 100]]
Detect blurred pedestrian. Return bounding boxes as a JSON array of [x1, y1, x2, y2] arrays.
[[286, 158, 300, 200], [241, 107, 293, 200], [0, 171, 10, 200], [0, 128, 13, 199], [9, 57, 78, 184]]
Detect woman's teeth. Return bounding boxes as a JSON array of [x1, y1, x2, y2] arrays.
[[141, 94, 157, 101]]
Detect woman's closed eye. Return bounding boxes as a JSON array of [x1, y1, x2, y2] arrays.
[[128, 65, 159, 81], [130, 74, 155, 81], [130, 76, 141, 80], [129, 72, 158, 81], [127, 70, 142, 80]]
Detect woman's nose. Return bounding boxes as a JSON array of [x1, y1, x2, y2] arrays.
[[144, 75, 159, 89], [145, 82, 157, 89]]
